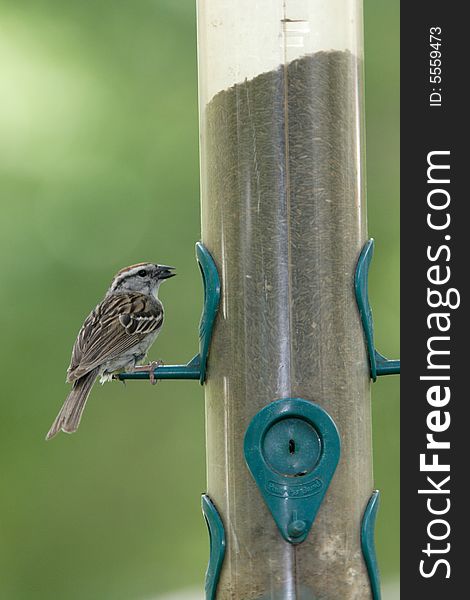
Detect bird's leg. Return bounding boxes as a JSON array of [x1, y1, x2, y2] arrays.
[[132, 360, 164, 385]]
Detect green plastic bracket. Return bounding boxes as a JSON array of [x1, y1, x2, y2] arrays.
[[355, 239, 400, 381], [361, 490, 381, 600], [118, 242, 220, 384], [244, 398, 340, 545], [202, 494, 226, 600], [196, 242, 221, 383]]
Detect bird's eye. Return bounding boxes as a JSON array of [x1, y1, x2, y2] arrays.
[[138, 269, 147, 277]]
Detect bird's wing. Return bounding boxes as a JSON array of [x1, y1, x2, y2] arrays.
[[67, 292, 163, 382]]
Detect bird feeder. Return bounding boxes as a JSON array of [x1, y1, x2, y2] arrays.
[[122, 1, 400, 598], [196, 0, 399, 598]]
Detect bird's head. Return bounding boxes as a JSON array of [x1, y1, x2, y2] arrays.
[[108, 263, 176, 297]]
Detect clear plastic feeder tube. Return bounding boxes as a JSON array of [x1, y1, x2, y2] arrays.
[[197, 1, 372, 598]]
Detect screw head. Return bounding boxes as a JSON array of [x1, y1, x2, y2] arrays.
[[288, 519, 307, 538]]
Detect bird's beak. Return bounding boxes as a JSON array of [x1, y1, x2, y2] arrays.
[[156, 265, 176, 280]]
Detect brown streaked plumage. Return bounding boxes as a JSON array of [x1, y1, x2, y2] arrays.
[[46, 263, 175, 440]]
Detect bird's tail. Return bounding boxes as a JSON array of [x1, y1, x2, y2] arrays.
[[46, 368, 99, 440]]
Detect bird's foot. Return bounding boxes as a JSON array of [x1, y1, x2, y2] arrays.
[[133, 360, 164, 385], [100, 372, 114, 384]]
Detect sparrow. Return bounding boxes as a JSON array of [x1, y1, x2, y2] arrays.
[[46, 262, 176, 440]]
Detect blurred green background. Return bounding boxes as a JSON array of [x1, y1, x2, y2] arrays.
[[0, 1, 399, 598]]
